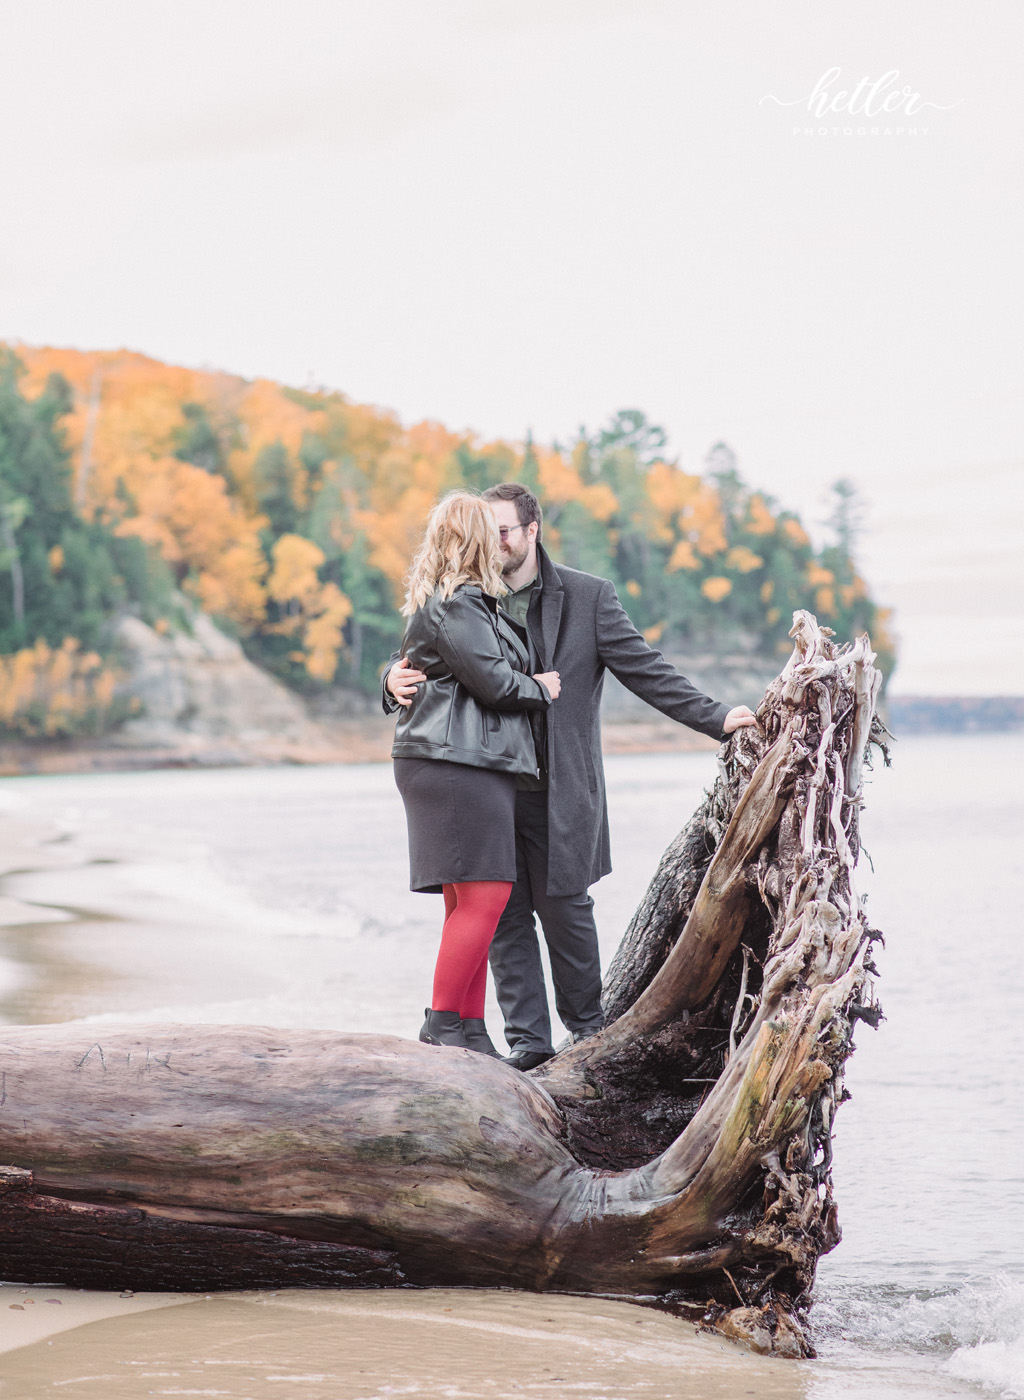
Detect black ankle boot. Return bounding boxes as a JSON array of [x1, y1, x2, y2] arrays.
[[419, 1008, 470, 1048], [460, 1018, 505, 1059]]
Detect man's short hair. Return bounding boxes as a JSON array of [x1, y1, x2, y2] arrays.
[[482, 482, 543, 541]]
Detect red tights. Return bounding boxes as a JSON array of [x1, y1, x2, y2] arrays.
[[431, 881, 512, 1020]]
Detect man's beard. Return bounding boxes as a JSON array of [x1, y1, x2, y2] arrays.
[[500, 539, 530, 576]]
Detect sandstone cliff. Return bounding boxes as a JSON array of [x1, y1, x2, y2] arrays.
[[109, 614, 334, 763]]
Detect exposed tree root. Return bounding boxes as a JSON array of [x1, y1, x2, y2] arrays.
[[0, 611, 886, 1359]]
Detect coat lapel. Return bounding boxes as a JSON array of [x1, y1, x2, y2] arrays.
[[538, 547, 564, 669], [495, 609, 531, 669]]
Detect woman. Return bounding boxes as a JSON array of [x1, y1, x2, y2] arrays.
[[391, 491, 559, 1057]]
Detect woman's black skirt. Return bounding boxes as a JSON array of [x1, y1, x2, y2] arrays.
[[393, 757, 518, 893]]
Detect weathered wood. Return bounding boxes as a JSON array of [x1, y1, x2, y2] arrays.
[[0, 1165, 402, 1291], [600, 786, 719, 1023], [0, 611, 886, 1358]]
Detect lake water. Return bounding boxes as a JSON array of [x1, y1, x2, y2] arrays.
[[0, 733, 1021, 1399]]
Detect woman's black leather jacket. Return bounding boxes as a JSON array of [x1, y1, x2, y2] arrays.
[[391, 585, 552, 775]]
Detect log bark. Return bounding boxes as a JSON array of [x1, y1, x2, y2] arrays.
[[0, 611, 887, 1357]]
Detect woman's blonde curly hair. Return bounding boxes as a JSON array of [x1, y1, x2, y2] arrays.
[[401, 490, 507, 616]]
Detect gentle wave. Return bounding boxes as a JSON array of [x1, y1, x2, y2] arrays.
[[814, 1274, 1024, 1396]]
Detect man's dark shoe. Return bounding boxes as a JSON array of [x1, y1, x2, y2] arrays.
[[460, 1018, 505, 1059], [571, 1025, 603, 1044], [506, 1048, 555, 1072], [419, 1008, 470, 1049]]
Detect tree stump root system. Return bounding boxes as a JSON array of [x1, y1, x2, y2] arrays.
[[0, 611, 887, 1360]]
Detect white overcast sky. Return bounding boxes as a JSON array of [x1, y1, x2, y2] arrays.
[[1, 0, 1022, 693]]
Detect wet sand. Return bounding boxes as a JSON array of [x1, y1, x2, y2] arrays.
[[0, 1287, 809, 1400]]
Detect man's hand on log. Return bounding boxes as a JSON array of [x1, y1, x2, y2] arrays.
[[386, 657, 428, 707], [723, 705, 758, 734]]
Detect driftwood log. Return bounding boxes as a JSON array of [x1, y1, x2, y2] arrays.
[[0, 612, 886, 1357]]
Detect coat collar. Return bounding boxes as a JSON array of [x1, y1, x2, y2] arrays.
[[536, 545, 564, 668]]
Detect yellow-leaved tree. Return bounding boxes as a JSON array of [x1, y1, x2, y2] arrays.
[[266, 535, 352, 682]]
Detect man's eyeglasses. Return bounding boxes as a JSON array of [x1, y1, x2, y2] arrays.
[[497, 524, 527, 542]]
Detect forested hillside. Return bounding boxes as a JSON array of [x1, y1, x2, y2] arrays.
[[0, 344, 893, 738]]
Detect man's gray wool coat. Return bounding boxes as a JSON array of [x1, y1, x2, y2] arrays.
[[383, 546, 731, 898]]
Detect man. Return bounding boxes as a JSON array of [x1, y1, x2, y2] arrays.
[[384, 483, 756, 1070]]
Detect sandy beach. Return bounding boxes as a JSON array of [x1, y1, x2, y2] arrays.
[[0, 1286, 812, 1399]]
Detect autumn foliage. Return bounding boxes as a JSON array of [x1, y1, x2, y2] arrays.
[[0, 638, 131, 738], [1, 344, 892, 736]]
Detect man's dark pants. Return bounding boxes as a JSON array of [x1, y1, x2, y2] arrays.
[[488, 789, 604, 1054]]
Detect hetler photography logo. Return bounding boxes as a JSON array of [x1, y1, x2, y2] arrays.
[[760, 66, 962, 137]]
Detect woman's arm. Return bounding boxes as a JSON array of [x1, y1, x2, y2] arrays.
[[435, 593, 553, 712]]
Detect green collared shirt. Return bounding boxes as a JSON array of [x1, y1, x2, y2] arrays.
[[500, 573, 547, 791], [502, 574, 538, 634]]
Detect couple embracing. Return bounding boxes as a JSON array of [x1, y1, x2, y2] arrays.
[[383, 483, 755, 1070]]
